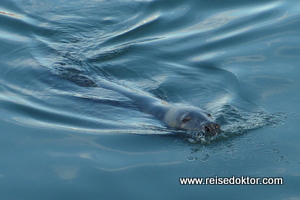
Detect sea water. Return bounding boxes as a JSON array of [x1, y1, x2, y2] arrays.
[[0, 0, 299, 199]]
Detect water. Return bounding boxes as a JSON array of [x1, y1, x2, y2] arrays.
[[0, 0, 300, 199]]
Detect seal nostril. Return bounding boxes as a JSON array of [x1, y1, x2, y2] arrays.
[[205, 126, 211, 132]]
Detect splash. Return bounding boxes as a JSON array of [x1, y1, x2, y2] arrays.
[[215, 104, 284, 136]]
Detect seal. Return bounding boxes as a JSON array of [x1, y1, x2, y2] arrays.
[[96, 78, 220, 138], [29, 39, 220, 138]]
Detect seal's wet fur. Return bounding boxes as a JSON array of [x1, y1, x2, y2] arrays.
[[96, 79, 220, 138]]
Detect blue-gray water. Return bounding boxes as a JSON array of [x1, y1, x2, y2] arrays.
[[1, 0, 300, 199]]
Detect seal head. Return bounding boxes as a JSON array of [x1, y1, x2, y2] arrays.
[[163, 106, 220, 137]]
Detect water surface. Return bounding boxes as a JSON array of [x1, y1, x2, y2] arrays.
[[0, 0, 300, 199]]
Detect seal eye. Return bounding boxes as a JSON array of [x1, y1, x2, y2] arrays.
[[207, 113, 212, 118], [181, 117, 191, 124]]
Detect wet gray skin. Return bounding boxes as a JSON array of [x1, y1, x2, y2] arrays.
[[161, 106, 220, 137], [85, 78, 221, 138]]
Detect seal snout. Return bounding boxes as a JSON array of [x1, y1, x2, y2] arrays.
[[201, 122, 220, 136]]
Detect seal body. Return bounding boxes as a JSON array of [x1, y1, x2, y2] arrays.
[[97, 79, 220, 138]]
